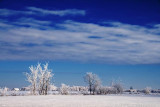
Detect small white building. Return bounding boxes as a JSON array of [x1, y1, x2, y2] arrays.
[[129, 89, 138, 94], [12, 88, 20, 91]]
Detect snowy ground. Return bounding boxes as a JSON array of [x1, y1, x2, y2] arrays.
[[0, 95, 160, 107]]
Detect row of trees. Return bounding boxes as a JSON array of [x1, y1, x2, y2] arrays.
[[0, 62, 154, 96], [84, 72, 123, 95], [25, 63, 123, 95]]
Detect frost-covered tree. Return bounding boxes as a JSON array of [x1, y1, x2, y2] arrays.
[[25, 63, 53, 95], [92, 77, 101, 95], [112, 81, 123, 94], [38, 63, 53, 95], [0, 87, 8, 96], [25, 63, 40, 95], [84, 72, 101, 95]]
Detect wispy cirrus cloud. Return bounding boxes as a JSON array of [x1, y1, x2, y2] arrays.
[[0, 7, 86, 17], [0, 17, 160, 64], [0, 8, 33, 16], [26, 7, 86, 16]]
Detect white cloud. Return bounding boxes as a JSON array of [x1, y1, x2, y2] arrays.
[[12, 18, 52, 28], [0, 8, 33, 16], [0, 9, 21, 16], [26, 7, 86, 16], [0, 7, 85, 17], [0, 17, 160, 64]]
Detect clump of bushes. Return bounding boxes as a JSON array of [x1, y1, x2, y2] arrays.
[[97, 84, 123, 95]]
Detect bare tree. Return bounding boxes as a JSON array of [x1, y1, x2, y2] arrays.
[[84, 72, 101, 95], [25, 63, 53, 95]]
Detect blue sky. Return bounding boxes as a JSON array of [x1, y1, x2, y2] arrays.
[[0, 0, 160, 89]]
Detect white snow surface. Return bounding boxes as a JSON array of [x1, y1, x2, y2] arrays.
[[0, 95, 160, 107]]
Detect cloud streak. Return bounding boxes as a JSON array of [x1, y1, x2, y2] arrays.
[[0, 8, 160, 64], [0, 7, 85, 17], [26, 7, 86, 16]]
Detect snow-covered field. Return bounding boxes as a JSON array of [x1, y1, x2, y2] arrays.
[[0, 95, 160, 107]]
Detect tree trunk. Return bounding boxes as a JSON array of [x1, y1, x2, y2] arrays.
[[89, 84, 92, 94]]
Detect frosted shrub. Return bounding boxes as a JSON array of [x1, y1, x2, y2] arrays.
[[97, 86, 109, 95], [108, 87, 118, 94], [97, 86, 120, 94], [10, 91, 18, 96], [0, 87, 8, 96], [144, 87, 151, 94], [59, 83, 70, 95]]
